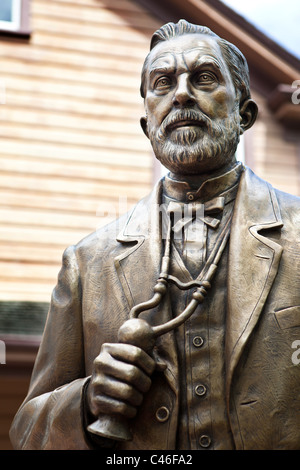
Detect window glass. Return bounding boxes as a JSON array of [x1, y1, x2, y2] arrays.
[[0, 0, 21, 31], [0, 0, 13, 22]]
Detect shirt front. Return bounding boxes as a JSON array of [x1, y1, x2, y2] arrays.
[[162, 162, 244, 449]]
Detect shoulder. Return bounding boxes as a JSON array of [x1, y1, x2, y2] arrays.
[[244, 166, 300, 213], [73, 210, 131, 261], [270, 182, 300, 220], [73, 180, 163, 256], [273, 186, 300, 208]]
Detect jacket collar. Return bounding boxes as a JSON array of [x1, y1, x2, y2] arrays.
[[163, 161, 244, 203]]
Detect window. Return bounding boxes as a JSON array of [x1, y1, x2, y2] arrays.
[[0, 0, 21, 31], [0, 0, 30, 37]]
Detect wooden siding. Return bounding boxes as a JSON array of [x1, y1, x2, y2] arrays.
[[249, 89, 300, 196], [0, 0, 162, 304]]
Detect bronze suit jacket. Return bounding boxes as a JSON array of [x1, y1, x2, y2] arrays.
[[10, 167, 300, 450]]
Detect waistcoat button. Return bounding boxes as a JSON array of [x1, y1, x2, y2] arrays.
[[199, 434, 211, 448], [195, 384, 207, 396], [155, 406, 170, 423], [193, 336, 204, 347]]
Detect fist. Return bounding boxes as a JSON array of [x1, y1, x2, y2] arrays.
[[86, 343, 156, 420]]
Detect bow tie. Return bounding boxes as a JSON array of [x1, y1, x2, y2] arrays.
[[168, 196, 225, 232]]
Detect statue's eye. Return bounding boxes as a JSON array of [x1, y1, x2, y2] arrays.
[[155, 76, 172, 89], [194, 72, 217, 85]]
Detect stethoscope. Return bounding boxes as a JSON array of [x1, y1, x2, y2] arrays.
[[128, 204, 233, 332], [88, 205, 233, 441]]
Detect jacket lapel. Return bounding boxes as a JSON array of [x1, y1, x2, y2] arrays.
[[114, 181, 164, 312], [226, 167, 283, 400], [113, 180, 179, 393]]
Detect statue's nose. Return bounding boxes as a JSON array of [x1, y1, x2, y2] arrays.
[[172, 74, 195, 107]]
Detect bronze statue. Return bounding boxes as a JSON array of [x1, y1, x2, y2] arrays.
[[10, 20, 300, 450]]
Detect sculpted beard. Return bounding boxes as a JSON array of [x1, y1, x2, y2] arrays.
[[148, 108, 241, 174]]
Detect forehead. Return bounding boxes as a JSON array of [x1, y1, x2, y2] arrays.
[[148, 34, 227, 72]]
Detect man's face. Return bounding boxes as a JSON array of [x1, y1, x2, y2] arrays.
[[142, 34, 242, 175]]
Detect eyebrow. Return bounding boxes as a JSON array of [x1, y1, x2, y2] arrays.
[[149, 65, 176, 81], [148, 55, 222, 80], [188, 56, 222, 72]]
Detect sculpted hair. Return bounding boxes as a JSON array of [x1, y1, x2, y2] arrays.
[[140, 19, 251, 103]]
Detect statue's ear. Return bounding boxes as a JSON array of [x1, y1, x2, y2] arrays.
[[239, 99, 258, 133], [140, 116, 149, 138]]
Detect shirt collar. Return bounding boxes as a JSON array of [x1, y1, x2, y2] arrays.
[[163, 161, 244, 203]]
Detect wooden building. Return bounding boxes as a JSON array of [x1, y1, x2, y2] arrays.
[[0, 0, 299, 449]]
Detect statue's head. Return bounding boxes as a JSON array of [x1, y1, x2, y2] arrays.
[[140, 20, 258, 175]]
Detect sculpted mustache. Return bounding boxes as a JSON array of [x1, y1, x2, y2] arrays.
[[160, 109, 212, 135]]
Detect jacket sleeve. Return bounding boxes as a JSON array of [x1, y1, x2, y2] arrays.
[[9, 245, 94, 449]]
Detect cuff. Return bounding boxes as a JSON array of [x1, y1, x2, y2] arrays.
[[81, 377, 116, 449]]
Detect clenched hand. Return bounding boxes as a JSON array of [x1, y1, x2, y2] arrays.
[[86, 343, 156, 420]]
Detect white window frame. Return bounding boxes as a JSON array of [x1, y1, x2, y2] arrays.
[[0, 0, 30, 37], [0, 0, 21, 32]]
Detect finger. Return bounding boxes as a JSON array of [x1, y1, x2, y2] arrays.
[[95, 353, 152, 394], [155, 360, 167, 372], [103, 343, 156, 376], [93, 376, 144, 407], [152, 349, 167, 372], [91, 393, 138, 419]]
